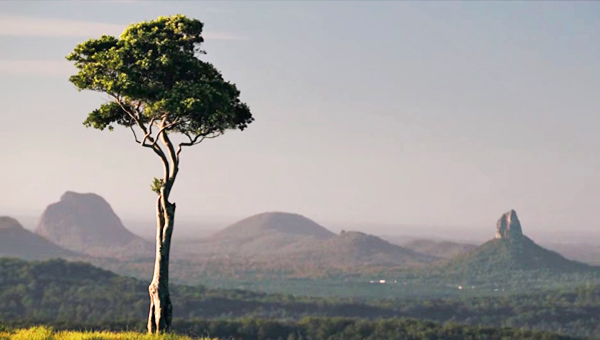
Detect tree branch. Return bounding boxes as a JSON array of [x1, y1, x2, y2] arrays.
[[110, 94, 155, 146], [109, 96, 177, 195], [111, 95, 139, 121], [152, 118, 181, 147], [119, 104, 169, 183], [161, 131, 179, 185], [128, 119, 141, 144], [141, 117, 157, 146], [175, 131, 222, 159]]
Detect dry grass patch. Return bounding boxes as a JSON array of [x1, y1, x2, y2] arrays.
[[0, 327, 215, 340]]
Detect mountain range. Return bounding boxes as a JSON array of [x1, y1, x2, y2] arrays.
[[182, 211, 436, 268], [0, 191, 595, 279]]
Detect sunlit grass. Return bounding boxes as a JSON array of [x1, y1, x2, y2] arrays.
[[0, 326, 215, 340]]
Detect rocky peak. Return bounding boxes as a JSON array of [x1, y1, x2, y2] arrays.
[[35, 191, 151, 257], [59, 191, 112, 210], [495, 210, 523, 240]]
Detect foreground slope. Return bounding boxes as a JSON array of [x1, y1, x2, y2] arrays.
[[1, 327, 214, 340], [0, 323, 576, 340], [35, 191, 153, 259], [0, 216, 77, 260]]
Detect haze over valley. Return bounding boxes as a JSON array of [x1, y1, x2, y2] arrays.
[[2, 191, 598, 282]]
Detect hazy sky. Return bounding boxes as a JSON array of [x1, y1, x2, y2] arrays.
[[1, 1, 599, 236]]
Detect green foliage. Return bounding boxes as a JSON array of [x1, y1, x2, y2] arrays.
[[66, 14, 253, 137], [2, 258, 600, 338], [151, 178, 165, 194]]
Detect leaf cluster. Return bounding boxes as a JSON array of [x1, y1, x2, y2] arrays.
[[66, 15, 253, 136]]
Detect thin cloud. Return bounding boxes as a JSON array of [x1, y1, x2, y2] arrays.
[[202, 32, 248, 40], [0, 15, 247, 40], [0, 60, 75, 78], [0, 15, 125, 38], [204, 7, 236, 15]]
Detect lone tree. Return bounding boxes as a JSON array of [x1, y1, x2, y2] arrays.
[[66, 15, 253, 333]]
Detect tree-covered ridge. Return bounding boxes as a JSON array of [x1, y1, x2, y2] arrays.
[[424, 236, 595, 281], [2, 258, 600, 338], [0, 217, 78, 260]]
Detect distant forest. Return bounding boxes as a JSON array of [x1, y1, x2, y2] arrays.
[[2, 258, 600, 339]]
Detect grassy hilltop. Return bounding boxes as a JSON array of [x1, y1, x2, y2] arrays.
[[0, 324, 579, 340], [0, 326, 214, 340]]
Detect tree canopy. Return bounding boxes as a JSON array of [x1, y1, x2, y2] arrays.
[[66, 14, 252, 140]]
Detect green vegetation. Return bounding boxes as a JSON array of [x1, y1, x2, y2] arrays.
[[431, 237, 594, 279], [93, 249, 600, 301], [0, 326, 212, 340], [88, 231, 598, 299], [0, 322, 578, 340], [3, 258, 600, 338]]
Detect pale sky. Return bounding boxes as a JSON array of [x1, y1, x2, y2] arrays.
[[1, 1, 599, 237]]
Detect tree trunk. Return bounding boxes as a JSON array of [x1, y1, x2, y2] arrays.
[[148, 195, 176, 333]]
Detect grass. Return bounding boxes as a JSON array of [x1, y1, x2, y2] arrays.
[[0, 326, 216, 340]]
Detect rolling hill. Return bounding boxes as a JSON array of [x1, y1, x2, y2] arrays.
[[192, 212, 336, 256], [0, 216, 78, 260], [181, 212, 436, 272], [288, 231, 438, 267]]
